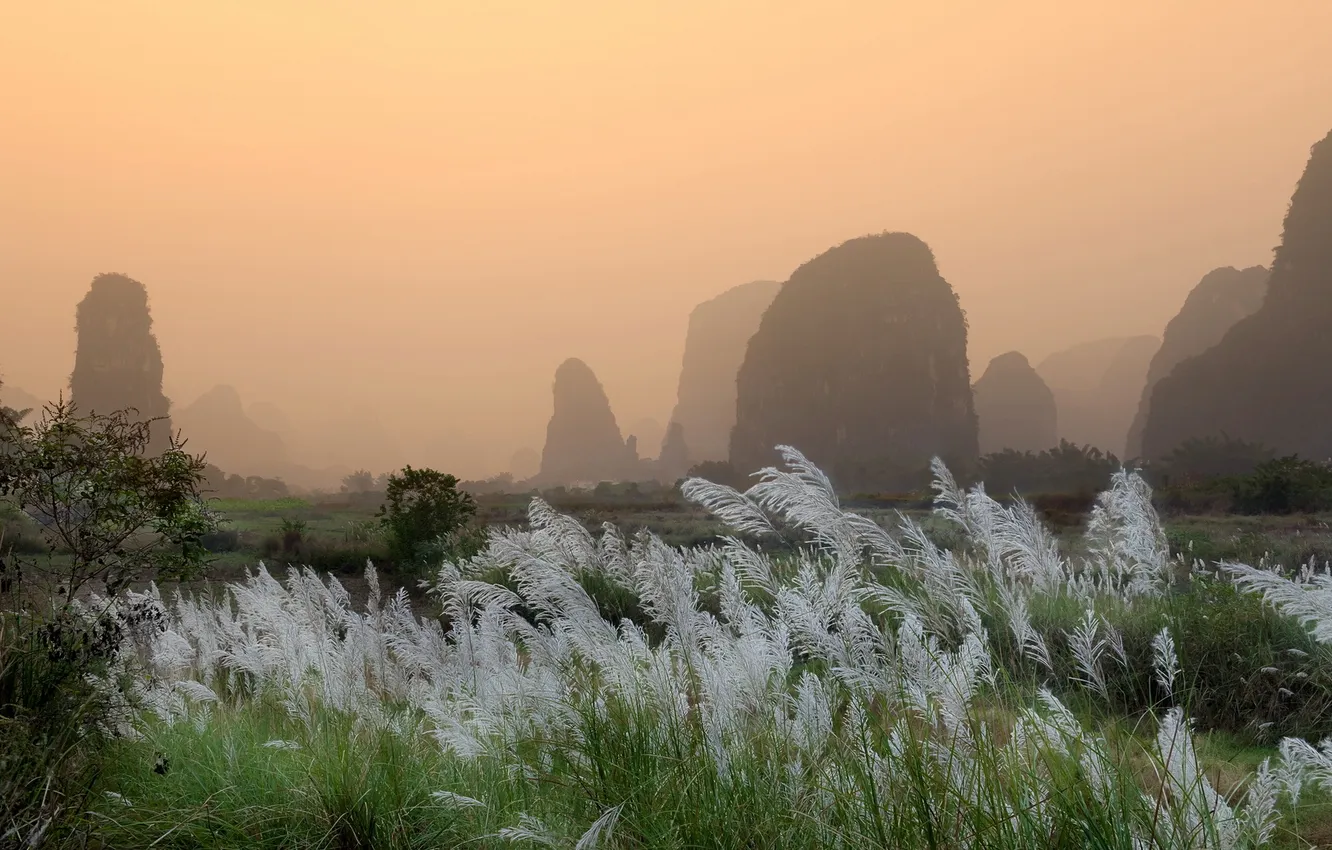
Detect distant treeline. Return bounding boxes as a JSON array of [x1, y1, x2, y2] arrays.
[[205, 437, 1332, 520], [682, 437, 1332, 518], [202, 464, 291, 500]]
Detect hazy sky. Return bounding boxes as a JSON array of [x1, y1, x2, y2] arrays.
[[3, 1, 1330, 478]]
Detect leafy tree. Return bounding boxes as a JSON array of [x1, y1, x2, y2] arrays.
[[0, 398, 217, 604], [1228, 455, 1332, 515], [375, 466, 477, 566], [1153, 434, 1274, 485], [340, 469, 376, 495], [975, 440, 1119, 497], [0, 378, 32, 442], [0, 404, 30, 432], [200, 463, 290, 500]]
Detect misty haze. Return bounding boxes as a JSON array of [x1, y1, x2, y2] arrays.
[[4, 3, 1332, 848]]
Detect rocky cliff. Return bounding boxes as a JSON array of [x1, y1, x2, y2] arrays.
[[1123, 265, 1268, 458], [68, 273, 173, 452], [627, 417, 665, 460], [657, 420, 690, 483], [667, 280, 780, 464], [173, 385, 288, 476], [729, 232, 978, 490], [1036, 335, 1159, 457], [538, 358, 637, 485], [1142, 129, 1332, 459], [973, 351, 1057, 454]]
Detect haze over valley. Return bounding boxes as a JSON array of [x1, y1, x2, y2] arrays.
[[3, 1, 1331, 489]]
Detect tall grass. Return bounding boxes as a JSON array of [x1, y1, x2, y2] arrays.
[[76, 447, 1332, 847], [0, 594, 137, 847]]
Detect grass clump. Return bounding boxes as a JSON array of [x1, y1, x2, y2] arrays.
[[93, 703, 492, 849], [0, 588, 148, 846]]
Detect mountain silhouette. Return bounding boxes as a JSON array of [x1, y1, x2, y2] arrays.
[[730, 232, 977, 490], [1142, 128, 1332, 460], [667, 280, 781, 464], [1124, 265, 1268, 458]]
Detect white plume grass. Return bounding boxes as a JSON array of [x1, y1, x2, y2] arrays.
[[93, 447, 1324, 849]]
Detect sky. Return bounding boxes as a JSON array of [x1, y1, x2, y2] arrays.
[[2, 1, 1330, 479]]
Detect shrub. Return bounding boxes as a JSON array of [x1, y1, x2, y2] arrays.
[[340, 469, 378, 495], [342, 519, 380, 546], [1, 608, 116, 845], [0, 399, 218, 603], [375, 467, 477, 568], [257, 528, 389, 575], [202, 464, 290, 500], [0, 396, 31, 434], [975, 440, 1119, 497], [1228, 456, 1332, 514], [200, 527, 242, 553], [279, 518, 308, 555], [1152, 435, 1275, 485], [1029, 491, 1099, 528], [0, 567, 165, 846], [413, 524, 488, 568], [0, 504, 46, 558]]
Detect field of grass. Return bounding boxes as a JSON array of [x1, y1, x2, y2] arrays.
[[9, 451, 1332, 847], [194, 486, 1332, 594]]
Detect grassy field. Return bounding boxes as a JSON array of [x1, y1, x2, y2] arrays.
[[196, 488, 1332, 589], [10, 459, 1332, 848]]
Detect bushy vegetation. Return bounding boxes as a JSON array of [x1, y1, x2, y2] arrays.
[[2, 447, 1327, 847], [945, 438, 1332, 520], [1152, 436, 1276, 484], [1227, 458, 1332, 515], [340, 469, 380, 496], [0, 398, 221, 847], [202, 463, 291, 500], [0, 399, 218, 603], [789, 442, 1122, 511], [1156, 455, 1332, 516], [1, 596, 122, 845], [975, 440, 1121, 498], [376, 466, 481, 570]]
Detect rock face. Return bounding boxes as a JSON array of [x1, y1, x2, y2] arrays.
[[538, 358, 636, 485], [627, 417, 665, 460], [667, 280, 781, 464], [68, 273, 173, 452], [173, 385, 287, 476], [1036, 335, 1160, 457], [657, 421, 690, 483], [1124, 266, 1269, 458], [1143, 129, 1332, 459], [729, 232, 978, 489], [972, 351, 1057, 454]]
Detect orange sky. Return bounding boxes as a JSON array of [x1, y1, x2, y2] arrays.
[[2, 1, 1330, 479]]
